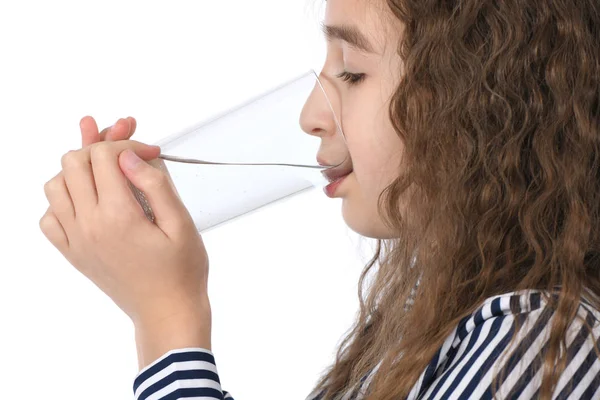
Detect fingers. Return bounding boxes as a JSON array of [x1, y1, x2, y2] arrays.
[[82, 116, 138, 148], [43, 171, 76, 230], [91, 141, 161, 210], [61, 149, 99, 217], [56, 140, 159, 223], [101, 117, 137, 142], [80, 116, 100, 147], [127, 117, 137, 138], [104, 118, 129, 141], [39, 207, 69, 250], [119, 153, 188, 236], [98, 125, 111, 141]]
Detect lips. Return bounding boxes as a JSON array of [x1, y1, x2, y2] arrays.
[[319, 156, 354, 183]]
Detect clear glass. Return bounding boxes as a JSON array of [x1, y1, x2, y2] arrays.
[[129, 70, 350, 233]]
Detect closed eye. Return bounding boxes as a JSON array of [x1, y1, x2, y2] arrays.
[[336, 71, 366, 86]]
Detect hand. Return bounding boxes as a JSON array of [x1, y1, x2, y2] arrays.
[[41, 116, 138, 226], [39, 133, 211, 328], [80, 115, 138, 147]]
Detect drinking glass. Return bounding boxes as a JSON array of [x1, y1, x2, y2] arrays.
[[129, 70, 351, 232]]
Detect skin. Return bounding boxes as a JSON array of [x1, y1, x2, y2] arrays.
[[41, 0, 408, 371], [300, 0, 406, 239], [42, 116, 212, 369]]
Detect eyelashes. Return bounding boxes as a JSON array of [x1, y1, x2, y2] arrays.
[[336, 71, 366, 86]]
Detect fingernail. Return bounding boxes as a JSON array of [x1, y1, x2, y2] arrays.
[[123, 149, 142, 170]]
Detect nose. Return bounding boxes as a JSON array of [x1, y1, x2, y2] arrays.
[[299, 79, 338, 139]]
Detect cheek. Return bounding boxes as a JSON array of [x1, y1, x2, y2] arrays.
[[352, 128, 403, 195], [342, 85, 404, 196]]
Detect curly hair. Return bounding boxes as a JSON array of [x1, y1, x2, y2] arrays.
[[309, 0, 600, 399]]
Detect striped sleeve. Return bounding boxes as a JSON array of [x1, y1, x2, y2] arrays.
[[417, 295, 600, 399], [133, 348, 234, 400]]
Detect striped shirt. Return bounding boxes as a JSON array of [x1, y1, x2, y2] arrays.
[[133, 290, 600, 399]]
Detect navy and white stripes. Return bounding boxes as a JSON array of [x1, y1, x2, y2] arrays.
[[404, 291, 600, 399], [133, 290, 600, 399], [133, 348, 233, 400]]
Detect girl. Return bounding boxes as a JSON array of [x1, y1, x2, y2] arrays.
[[41, 0, 600, 399]]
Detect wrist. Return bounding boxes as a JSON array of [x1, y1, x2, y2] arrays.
[[133, 298, 212, 370]]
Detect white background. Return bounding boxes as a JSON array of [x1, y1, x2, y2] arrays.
[[0, 1, 375, 399]]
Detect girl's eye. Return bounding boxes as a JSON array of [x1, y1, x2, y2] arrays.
[[336, 71, 366, 87]]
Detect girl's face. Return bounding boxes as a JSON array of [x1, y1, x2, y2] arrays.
[[300, 0, 405, 239]]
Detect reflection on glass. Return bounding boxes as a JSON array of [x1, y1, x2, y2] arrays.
[[129, 70, 350, 232]]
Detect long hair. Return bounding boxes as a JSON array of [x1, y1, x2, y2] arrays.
[[309, 0, 600, 399]]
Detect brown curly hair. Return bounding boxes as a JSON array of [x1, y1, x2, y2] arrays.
[[308, 0, 600, 399]]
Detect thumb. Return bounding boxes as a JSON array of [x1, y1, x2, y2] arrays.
[[119, 149, 192, 235]]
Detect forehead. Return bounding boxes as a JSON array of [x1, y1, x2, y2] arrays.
[[324, 0, 398, 54]]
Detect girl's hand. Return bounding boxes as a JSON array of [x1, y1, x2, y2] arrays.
[[41, 116, 137, 230], [81, 115, 138, 146], [39, 137, 211, 328]]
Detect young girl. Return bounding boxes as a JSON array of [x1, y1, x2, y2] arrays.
[[40, 0, 600, 399]]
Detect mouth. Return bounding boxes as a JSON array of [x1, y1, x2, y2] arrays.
[[320, 157, 354, 183]]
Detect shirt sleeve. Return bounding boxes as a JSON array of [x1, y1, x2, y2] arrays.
[[416, 303, 600, 399], [133, 347, 234, 400]]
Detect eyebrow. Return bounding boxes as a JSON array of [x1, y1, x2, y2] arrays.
[[321, 23, 377, 54]]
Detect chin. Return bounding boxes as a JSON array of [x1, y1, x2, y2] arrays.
[[341, 200, 396, 239]]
